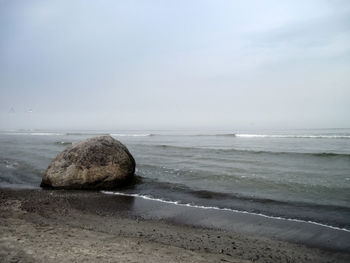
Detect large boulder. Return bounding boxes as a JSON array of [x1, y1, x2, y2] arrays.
[[40, 136, 135, 189]]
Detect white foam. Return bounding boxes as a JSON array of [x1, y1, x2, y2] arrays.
[[30, 132, 63, 136], [235, 134, 350, 139], [3, 132, 63, 136], [1, 160, 19, 169], [110, 134, 151, 137], [101, 191, 350, 233]]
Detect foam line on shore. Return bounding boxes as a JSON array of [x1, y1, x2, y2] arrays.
[[102, 191, 350, 233]]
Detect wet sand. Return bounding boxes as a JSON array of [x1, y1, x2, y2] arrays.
[[1, 188, 349, 263]]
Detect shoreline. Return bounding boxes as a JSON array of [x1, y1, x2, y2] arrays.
[[102, 190, 350, 233], [100, 191, 350, 252], [1, 188, 350, 262]]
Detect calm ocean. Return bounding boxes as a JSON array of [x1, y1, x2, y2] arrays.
[[1, 129, 349, 230]]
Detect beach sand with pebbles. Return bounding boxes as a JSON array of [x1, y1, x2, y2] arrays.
[[1, 188, 349, 263]]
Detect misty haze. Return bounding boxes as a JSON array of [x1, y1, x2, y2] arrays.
[[1, 0, 349, 130]]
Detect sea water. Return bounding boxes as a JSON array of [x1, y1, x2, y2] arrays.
[[0, 129, 349, 230]]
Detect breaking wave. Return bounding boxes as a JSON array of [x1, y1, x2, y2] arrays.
[[102, 191, 350, 233], [149, 144, 350, 158], [130, 133, 350, 139], [2, 132, 63, 136], [235, 134, 350, 139], [110, 134, 152, 137], [55, 141, 73, 146]]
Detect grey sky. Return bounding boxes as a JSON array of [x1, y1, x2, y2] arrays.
[[1, 0, 349, 130]]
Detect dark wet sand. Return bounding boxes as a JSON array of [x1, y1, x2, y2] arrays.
[[1, 188, 349, 263]]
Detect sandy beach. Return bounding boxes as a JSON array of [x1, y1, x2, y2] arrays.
[[1, 188, 349, 263]]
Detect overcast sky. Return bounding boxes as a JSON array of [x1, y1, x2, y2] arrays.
[[0, 0, 349, 130]]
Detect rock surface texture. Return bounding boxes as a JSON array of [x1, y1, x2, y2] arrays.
[[40, 136, 135, 189]]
